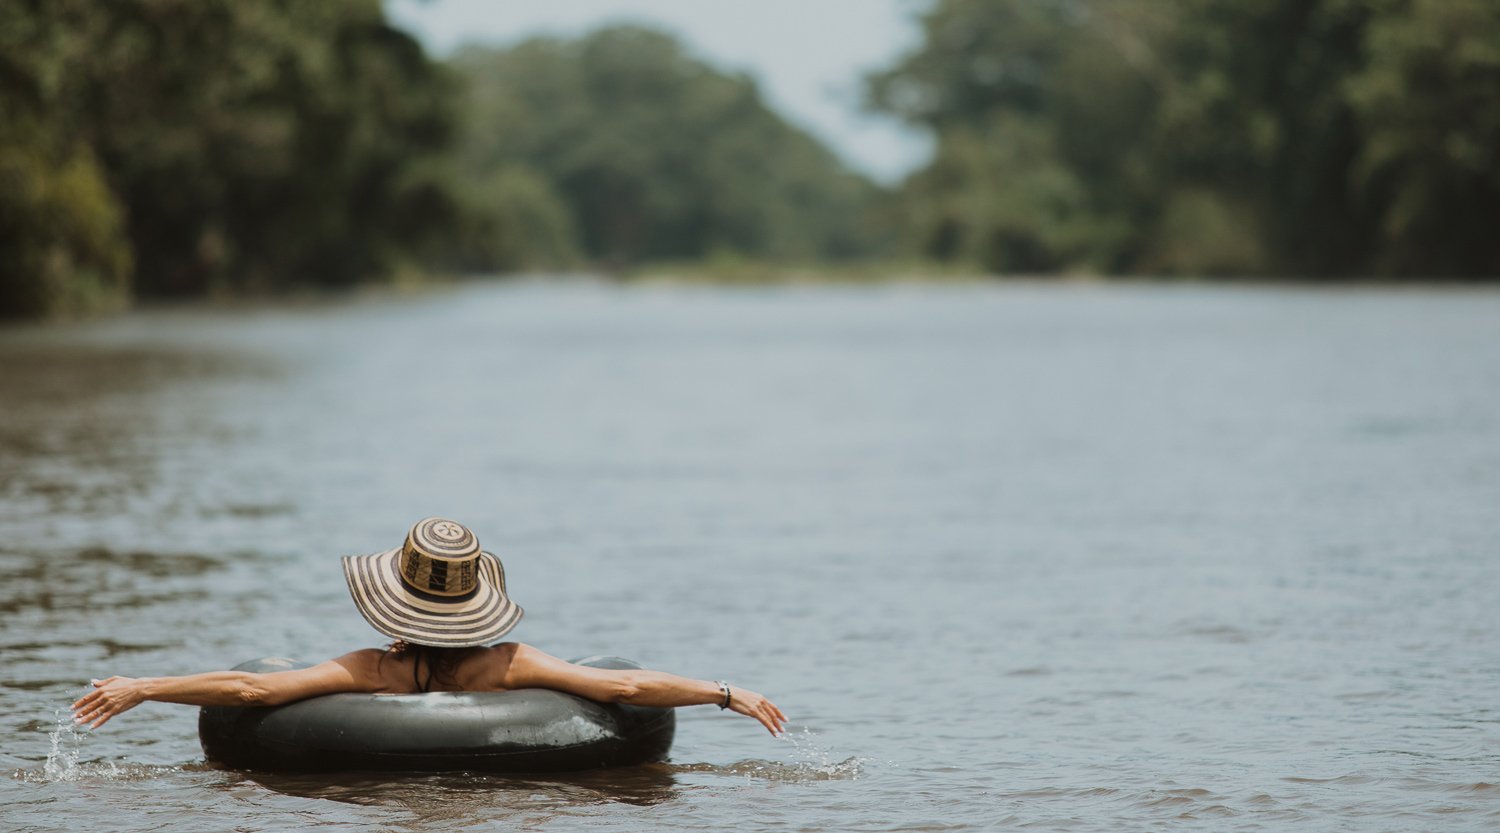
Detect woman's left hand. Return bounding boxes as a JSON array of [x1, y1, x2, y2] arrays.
[[72, 676, 149, 728], [726, 686, 789, 736]]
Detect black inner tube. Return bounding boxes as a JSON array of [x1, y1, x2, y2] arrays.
[[198, 656, 676, 773]]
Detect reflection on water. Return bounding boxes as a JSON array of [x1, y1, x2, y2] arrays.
[[0, 547, 222, 615], [675, 757, 865, 783], [2, 283, 1499, 832], [0, 346, 267, 518], [243, 764, 683, 810]]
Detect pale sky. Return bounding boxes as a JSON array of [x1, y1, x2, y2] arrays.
[[385, 0, 934, 183]]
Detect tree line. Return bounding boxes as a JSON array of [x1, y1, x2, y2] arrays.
[[868, 0, 1500, 279], [2, 0, 1495, 319], [1, 0, 458, 318]]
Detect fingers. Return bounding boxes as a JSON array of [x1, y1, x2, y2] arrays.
[[743, 702, 774, 735], [73, 698, 109, 726], [769, 705, 788, 735], [76, 699, 123, 729], [72, 681, 109, 709], [71, 678, 132, 728], [769, 699, 788, 724], [756, 700, 778, 735], [72, 692, 106, 719], [751, 696, 787, 736], [725, 689, 789, 736], [72, 677, 117, 710]]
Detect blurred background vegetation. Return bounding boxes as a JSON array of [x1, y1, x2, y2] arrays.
[[2, 0, 1497, 319]]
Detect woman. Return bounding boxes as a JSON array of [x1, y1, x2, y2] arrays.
[[71, 518, 787, 737]]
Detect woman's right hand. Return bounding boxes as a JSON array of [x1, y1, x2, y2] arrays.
[[726, 686, 788, 736], [72, 676, 150, 728]]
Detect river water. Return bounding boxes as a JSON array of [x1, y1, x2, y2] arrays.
[[1, 280, 1497, 831]]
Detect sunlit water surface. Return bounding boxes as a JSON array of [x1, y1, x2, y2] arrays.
[[1, 281, 1497, 831]]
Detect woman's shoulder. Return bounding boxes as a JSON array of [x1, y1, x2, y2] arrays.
[[456, 642, 536, 690], [487, 642, 528, 661], [325, 648, 394, 688], [332, 648, 390, 671]]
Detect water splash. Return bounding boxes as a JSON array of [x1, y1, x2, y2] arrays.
[[41, 706, 103, 782], [6, 702, 169, 784], [675, 727, 867, 783], [778, 726, 866, 780]]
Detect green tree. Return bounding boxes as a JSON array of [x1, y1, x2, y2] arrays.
[[868, 0, 1175, 273], [1346, 0, 1500, 276], [0, 0, 132, 318], [868, 0, 1500, 278], [64, 0, 461, 295], [0, 124, 132, 319], [1, 0, 464, 317], [453, 26, 881, 267]]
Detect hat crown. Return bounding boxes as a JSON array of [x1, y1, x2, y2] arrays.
[[344, 518, 523, 648], [399, 517, 481, 597]]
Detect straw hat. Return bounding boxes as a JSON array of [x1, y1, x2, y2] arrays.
[[342, 518, 523, 647]]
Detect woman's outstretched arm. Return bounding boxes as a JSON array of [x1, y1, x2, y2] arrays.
[[70, 650, 382, 728], [494, 643, 788, 736]]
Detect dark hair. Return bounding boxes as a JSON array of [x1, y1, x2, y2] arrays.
[[383, 641, 475, 692]]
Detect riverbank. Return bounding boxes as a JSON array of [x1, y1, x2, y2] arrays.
[[8, 265, 1499, 331]]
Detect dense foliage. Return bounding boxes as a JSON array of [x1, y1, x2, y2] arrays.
[[867, 0, 1500, 278], [0, 5, 883, 319], [3, 0, 1497, 318], [0, 0, 462, 318], [449, 27, 881, 269]]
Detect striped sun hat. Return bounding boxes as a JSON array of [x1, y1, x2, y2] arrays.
[[342, 518, 523, 647]]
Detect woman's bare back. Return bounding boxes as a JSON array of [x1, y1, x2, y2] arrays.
[[357, 644, 520, 694]]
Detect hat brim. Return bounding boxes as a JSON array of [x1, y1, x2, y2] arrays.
[[342, 548, 523, 647]]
